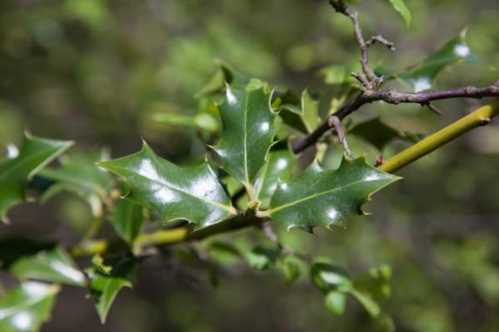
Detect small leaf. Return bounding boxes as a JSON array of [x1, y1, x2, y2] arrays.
[[279, 255, 303, 283], [40, 150, 113, 217], [98, 142, 235, 228], [10, 247, 86, 287], [212, 81, 276, 188], [245, 246, 279, 270], [311, 262, 352, 293], [90, 275, 130, 324], [399, 30, 475, 92], [350, 289, 381, 317], [386, 0, 412, 26], [87, 255, 135, 324], [269, 158, 399, 230], [349, 265, 392, 318], [353, 264, 392, 303], [277, 90, 320, 133], [253, 150, 297, 208], [324, 291, 347, 315], [0, 282, 59, 332], [0, 133, 73, 221], [111, 199, 144, 245]]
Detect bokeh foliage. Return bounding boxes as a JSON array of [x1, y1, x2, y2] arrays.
[[1, 0, 499, 331]]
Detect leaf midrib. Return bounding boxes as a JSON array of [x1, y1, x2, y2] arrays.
[[269, 178, 386, 214], [108, 164, 233, 213]]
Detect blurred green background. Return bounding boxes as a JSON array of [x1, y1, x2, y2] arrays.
[[1, 0, 499, 331]]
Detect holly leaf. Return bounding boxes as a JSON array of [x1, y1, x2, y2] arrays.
[[10, 247, 86, 287], [39, 151, 113, 217], [0, 133, 73, 221], [90, 276, 130, 324], [386, 0, 412, 26], [399, 30, 475, 92], [212, 80, 276, 188], [87, 256, 135, 324], [0, 282, 59, 332], [269, 158, 399, 230], [98, 142, 235, 228], [276, 90, 320, 134], [253, 150, 298, 209], [111, 199, 144, 245]]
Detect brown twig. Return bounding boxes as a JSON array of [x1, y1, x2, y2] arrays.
[[329, 0, 382, 89], [366, 35, 396, 51], [292, 83, 499, 154]]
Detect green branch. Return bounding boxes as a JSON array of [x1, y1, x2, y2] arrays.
[[72, 101, 499, 256], [380, 101, 499, 173]]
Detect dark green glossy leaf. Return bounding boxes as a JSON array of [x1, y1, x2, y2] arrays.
[[386, 0, 412, 26], [277, 90, 320, 134], [0, 282, 59, 332], [399, 30, 475, 91], [111, 199, 144, 245], [311, 262, 352, 293], [10, 247, 86, 287], [0, 134, 73, 221], [98, 142, 235, 228], [40, 151, 113, 217], [212, 81, 276, 189], [324, 291, 347, 315], [253, 150, 297, 209], [269, 158, 399, 230], [87, 255, 135, 324], [89, 275, 130, 324], [349, 118, 422, 151]]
